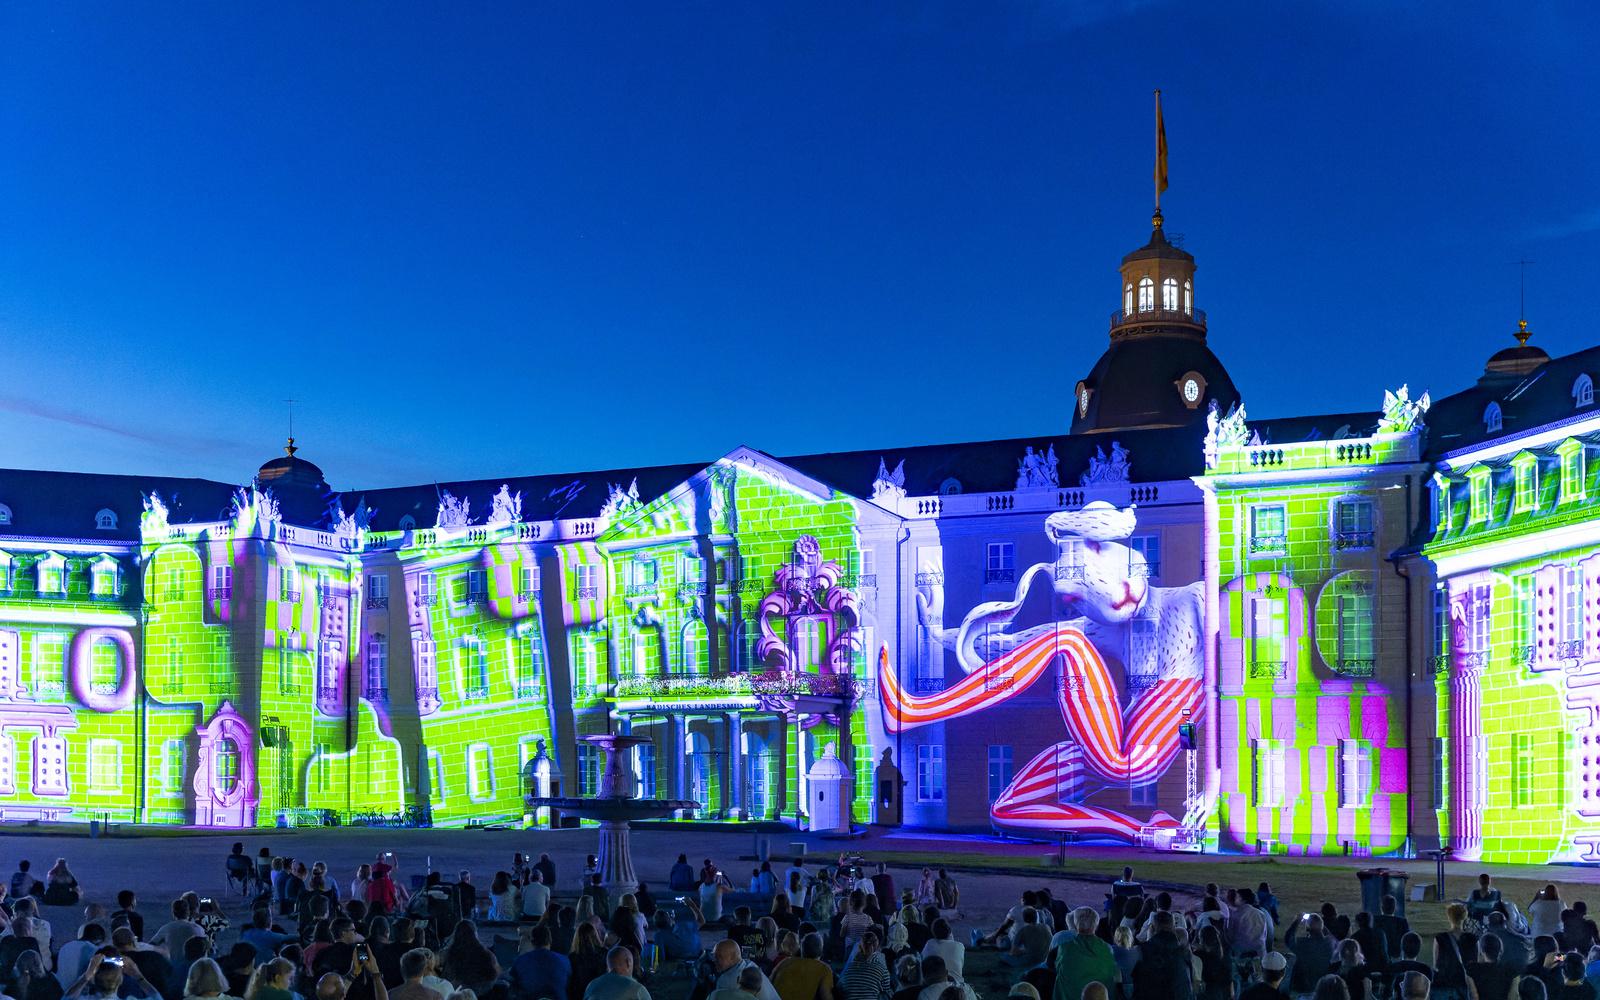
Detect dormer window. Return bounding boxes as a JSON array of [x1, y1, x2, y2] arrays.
[[0, 503, 11, 526], [1559, 438, 1587, 504], [91, 557, 119, 598], [1162, 277, 1178, 311], [1512, 453, 1539, 514], [398, 515, 416, 530], [1137, 276, 1154, 312], [1484, 402, 1503, 433], [1576, 375, 1595, 408], [1468, 467, 1492, 524], [1123, 284, 1133, 314], [94, 509, 117, 531], [1183, 279, 1193, 315], [37, 553, 65, 595], [1432, 474, 1455, 532]]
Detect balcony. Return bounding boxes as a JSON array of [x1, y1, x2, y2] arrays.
[[1131, 561, 1160, 579], [915, 571, 944, 587], [513, 680, 544, 701], [516, 590, 539, 603], [576, 587, 600, 600], [1334, 531, 1375, 551], [464, 591, 488, 606], [320, 593, 339, 610], [366, 595, 389, 611], [622, 582, 660, 598], [1109, 305, 1206, 333], [910, 678, 945, 694], [1249, 535, 1287, 554], [89, 591, 120, 603], [612, 671, 862, 702], [415, 593, 438, 607], [984, 568, 1016, 584], [281, 589, 302, 603], [1055, 565, 1085, 581], [1126, 671, 1161, 693], [1516, 645, 1536, 666], [1248, 659, 1288, 679], [1560, 639, 1586, 660], [1334, 658, 1376, 677], [681, 581, 707, 596], [1432, 654, 1451, 675]]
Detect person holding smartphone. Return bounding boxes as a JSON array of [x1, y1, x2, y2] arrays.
[[67, 953, 157, 1000]]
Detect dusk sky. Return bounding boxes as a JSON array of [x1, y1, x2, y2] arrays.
[[2, 3, 1596, 489]]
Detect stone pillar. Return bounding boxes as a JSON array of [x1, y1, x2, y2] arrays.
[[728, 712, 744, 820], [596, 819, 638, 894], [775, 712, 789, 818], [670, 714, 687, 811], [718, 717, 733, 818]]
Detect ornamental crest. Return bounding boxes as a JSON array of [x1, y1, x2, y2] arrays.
[[1015, 444, 1059, 490], [871, 458, 906, 503], [436, 490, 472, 528], [1204, 400, 1250, 467], [754, 536, 860, 674], [1079, 441, 1132, 487], [600, 478, 641, 519], [141, 493, 169, 536], [488, 484, 523, 524], [1377, 384, 1430, 434]]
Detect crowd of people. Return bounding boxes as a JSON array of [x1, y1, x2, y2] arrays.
[[7, 846, 1600, 1000]]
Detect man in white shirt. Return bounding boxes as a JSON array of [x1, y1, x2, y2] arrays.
[[920, 919, 965, 979], [915, 956, 976, 1000], [711, 940, 780, 1000], [57, 925, 108, 988], [521, 871, 552, 920], [149, 899, 206, 959]]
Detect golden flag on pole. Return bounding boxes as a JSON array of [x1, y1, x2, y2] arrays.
[[1154, 89, 1168, 209]]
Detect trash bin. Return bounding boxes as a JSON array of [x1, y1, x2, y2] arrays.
[[1357, 868, 1409, 918]]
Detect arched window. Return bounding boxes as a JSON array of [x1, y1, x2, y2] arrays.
[[1575, 374, 1594, 408], [1484, 402, 1503, 433], [214, 737, 240, 794], [1162, 277, 1178, 311], [1123, 284, 1133, 315], [398, 515, 416, 530], [0, 503, 11, 526], [1183, 279, 1193, 315], [94, 509, 117, 531], [1137, 277, 1154, 312]]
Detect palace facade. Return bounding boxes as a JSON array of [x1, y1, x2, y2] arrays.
[[2, 208, 1594, 864]]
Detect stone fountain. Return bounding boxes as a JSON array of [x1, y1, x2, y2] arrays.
[[526, 733, 697, 893]]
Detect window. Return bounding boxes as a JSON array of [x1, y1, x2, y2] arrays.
[[1183, 279, 1192, 315], [1564, 566, 1584, 651], [519, 564, 538, 599], [0, 552, 10, 592], [34, 634, 64, 695], [94, 509, 117, 531], [1514, 575, 1536, 657], [577, 742, 602, 797], [468, 743, 494, 802], [398, 515, 417, 531], [89, 739, 121, 791], [90, 559, 118, 597], [916, 745, 945, 802], [985, 542, 1015, 583], [366, 635, 388, 699], [414, 635, 438, 699], [426, 749, 445, 801], [1123, 284, 1134, 314], [1514, 457, 1538, 513], [36, 555, 65, 596], [1249, 595, 1287, 676], [167, 636, 184, 674], [636, 744, 657, 798], [1249, 505, 1287, 553], [1336, 593, 1374, 674], [629, 559, 657, 590], [682, 557, 705, 586], [1484, 402, 1503, 433], [1137, 276, 1154, 312], [517, 634, 543, 697], [631, 632, 658, 676], [461, 637, 489, 696], [1130, 534, 1161, 579], [1512, 733, 1535, 807], [1334, 499, 1374, 549], [161, 738, 186, 795], [1469, 469, 1492, 523], [1469, 584, 1492, 654], [1162, 277, 1178, 311], [574, 564, 599, 598], [368, 574, 388, 604], [1576, 374, 1594, 408], [1252, 739, 1285, 806], [280, 566, 301, 601], [680, 621, 706, 675], [571, 638, 595, 692], [1129, 615, 1157, 675], [1432, 738, 1447, 812], [210, 564, 232, 599], [1129, 779, 1158, 807], [1337, 739, 1372, 809], [986, 745, 1014, 804], [215, 737, 241, 794], [465, 569, 488, 603], [1560, 440, 1587, 503], [90, 638, 121, 694]]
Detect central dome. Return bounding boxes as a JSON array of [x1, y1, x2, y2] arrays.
[[1070, 214, 1240, 434]]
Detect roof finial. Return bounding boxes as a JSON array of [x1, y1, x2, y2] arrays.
[[283, 398, 298, 457], [1515, 259, 1534, 346]]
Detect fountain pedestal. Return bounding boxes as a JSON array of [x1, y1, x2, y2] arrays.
[[526, 733, 697, 894]]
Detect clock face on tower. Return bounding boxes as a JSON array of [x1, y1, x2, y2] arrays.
[[1077, 385, 1090, 417], [1183, 378, 1200, 403], [1174, 370, 1207, 410]]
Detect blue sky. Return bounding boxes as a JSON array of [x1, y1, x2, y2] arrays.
[[2, 2, 1596, 488]]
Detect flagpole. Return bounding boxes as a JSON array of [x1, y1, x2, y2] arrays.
[[1154, 89, 1162, 214]]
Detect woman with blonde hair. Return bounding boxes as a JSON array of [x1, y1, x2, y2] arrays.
[[771, 930, 800, 974], [182, 958, 241, 1000], [243, 958, 295, 1000]]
